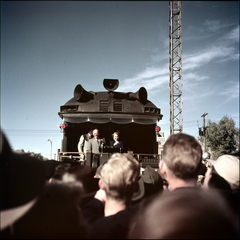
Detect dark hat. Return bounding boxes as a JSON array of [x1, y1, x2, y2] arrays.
[[144, 165, 163, 186], [68, 165, 99, 194], [132, 175, 145, 202], [0, 130, 45, 229], [67, 165, 99, 207], [42, 160, 64, 181]]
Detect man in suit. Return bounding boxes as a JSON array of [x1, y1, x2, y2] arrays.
[[78, 129, 93, 159], [90, 129, 101, 154]]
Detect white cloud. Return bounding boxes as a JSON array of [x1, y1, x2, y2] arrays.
[[204, 20, 221, 32], [183, 44, 237, 70], [120, 22, 238, 99], [226, 26, 239, 41], [219, 82, 239, 103], [183, 88, 215, 102], [203, 20, 236, 32], [150, 49, 168, 63], [182, 72, 209, 93], [184, 72, 209, 82], [119, 64, 169, 92]]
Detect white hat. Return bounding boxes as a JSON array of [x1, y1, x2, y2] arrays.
[[208, 155, 239, 190]]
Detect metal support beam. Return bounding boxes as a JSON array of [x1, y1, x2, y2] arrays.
[[201, 113, 208, 152], [169, 1, 183, 135]]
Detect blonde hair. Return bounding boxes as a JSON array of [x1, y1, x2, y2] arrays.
[[112, 132, 119, 138], [100, 153, 139, 204]]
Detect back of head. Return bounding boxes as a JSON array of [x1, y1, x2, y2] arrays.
[[208, 165, 232, 191], [100, 153, 140, 204], [51, 163, 71, 181], [163, 133, 202, 180], [12, 182, 90, 239], [68, 165, 98, 193], [128, 188, 239, 239]]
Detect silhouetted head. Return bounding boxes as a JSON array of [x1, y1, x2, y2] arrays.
[[128, 188, 239, 239]]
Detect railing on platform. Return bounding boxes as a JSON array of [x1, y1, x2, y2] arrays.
[[133, 153, 161, 168], [58, 151, 161, 169], [58, 152, 82, 160]]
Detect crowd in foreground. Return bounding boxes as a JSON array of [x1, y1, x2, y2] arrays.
[[1, 130, 239, 239]]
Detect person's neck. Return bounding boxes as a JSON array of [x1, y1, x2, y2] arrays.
[[168, 178, 197, 191], [104, 198, 127, 217]]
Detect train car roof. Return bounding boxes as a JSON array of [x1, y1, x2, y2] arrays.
[[58, 79, 163, 125]]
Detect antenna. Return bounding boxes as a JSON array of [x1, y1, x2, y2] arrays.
[[201, 113, 208, 152]]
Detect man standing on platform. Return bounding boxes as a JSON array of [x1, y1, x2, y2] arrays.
[[78, 129, 93, 160], [90, 129, 101, 154]]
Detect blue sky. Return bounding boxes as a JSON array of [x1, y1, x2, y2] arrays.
[[1, 1, 239, 159]]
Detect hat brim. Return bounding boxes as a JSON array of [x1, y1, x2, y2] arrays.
[[0, 131, 45, 229], [0, 197, 38, 230], [132, 175, 145, 201]]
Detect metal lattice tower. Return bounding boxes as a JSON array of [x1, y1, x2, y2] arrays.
[[169, 1, 183, 135]]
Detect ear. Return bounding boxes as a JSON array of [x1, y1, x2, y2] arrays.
[[98, 178, 104, 190], [159, 160, 168, 178]]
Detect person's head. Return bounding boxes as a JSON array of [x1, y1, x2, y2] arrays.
[[204, 155, 239, 193], [0, 130, 45, 231], [12, 182, 90, 239], [203, 165, 232, 191], [159, 133, 202, 184], [99, 153, 140, 205], [112, 132, 119, 141], [128, 188, 239, 239], [50, 163, 71, 182], [68, 165, 99, 194], [93, 129, 99, 139], [88, 129, 93, 135]]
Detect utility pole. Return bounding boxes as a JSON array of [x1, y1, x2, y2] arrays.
[[47, 139, 52, 159], [201, 113, 208, 152], [169, 1, 183, 135]]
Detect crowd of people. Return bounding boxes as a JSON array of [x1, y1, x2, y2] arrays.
[[1, 129, 239, 239]]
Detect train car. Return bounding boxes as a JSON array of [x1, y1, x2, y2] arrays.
[[58, 79, 163, 168]]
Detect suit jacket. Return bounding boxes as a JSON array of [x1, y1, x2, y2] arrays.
[[78, 133, 91, 153], [90, 138, 101, 153]]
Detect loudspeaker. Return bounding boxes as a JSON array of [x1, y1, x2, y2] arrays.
[[128, 87, 148, 104], [73, 84, 94, 102], [103, 79, 119, 91]]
